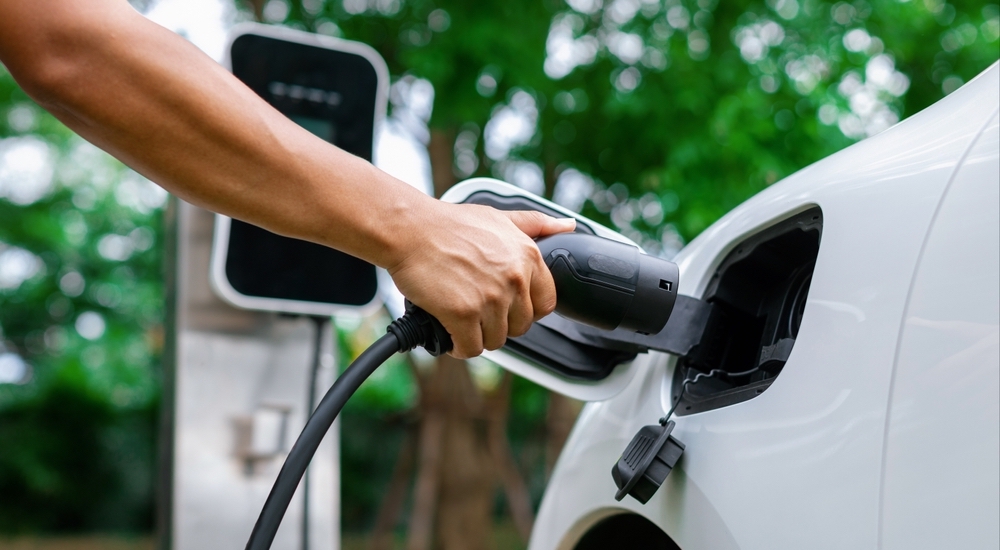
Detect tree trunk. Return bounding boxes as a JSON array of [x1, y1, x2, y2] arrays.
[[406, 407, 446, 550], [429, 129, 456, 197], [432, 356, 495, 550], [369, 426, 416, 550], [487, 373, 535, 542], [544, 153, 558, 200]]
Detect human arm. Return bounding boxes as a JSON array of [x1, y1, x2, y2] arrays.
[[0, 0, 574, 357]]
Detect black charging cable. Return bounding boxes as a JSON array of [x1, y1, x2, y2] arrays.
[[300, 316, 328, 550], [245, 303, 451, 550], [659, 366, 761, 425]]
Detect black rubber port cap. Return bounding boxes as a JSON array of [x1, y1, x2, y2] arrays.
[[611, 421, 685, 504]]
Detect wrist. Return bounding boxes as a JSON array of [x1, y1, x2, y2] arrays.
[[368, 186, 439, 270], [305, 157, 438, 270]]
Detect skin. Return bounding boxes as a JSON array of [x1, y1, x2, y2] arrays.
[[0, 0, 574, 358]]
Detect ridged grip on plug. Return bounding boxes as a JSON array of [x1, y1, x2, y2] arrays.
[[388, 301, 453, 356]]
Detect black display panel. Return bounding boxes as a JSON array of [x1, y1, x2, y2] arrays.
[[221, 31, 381, 309]]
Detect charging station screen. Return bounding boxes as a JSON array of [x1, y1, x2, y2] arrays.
[[222, 33, 379, 308]]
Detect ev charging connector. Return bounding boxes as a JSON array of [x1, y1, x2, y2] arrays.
[[537, 233, 679, 335]]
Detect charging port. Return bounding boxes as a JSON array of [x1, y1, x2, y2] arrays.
[[671, 207, 822, 416]]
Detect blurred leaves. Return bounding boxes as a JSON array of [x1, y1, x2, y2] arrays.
[[277, 0, 998, 253], [0, 61, 164, 532], [0, 380, 156, 532]]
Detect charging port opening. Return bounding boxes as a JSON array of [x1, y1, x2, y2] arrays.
[[671, 207, 822, 416]]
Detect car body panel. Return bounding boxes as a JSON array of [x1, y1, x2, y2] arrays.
[[881, 108, 1000, 550], [530, 63, 999, 550]]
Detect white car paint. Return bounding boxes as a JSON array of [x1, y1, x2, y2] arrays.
[[881, 103, 999, 549], [462, 63, 999, 549]]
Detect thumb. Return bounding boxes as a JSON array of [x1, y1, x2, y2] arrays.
[[503, 210, 576, 238]]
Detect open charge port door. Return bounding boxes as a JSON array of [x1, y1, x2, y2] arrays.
[[671, 207, 823, 415]]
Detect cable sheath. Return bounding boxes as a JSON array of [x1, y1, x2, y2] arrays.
[[246, 332, 401, 550], [661, 366, 761, 424], [301, 316, 327, 550]]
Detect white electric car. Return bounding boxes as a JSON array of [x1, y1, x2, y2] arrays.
[[442, 62, 999, 549]]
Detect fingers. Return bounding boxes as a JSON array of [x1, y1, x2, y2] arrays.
[[447, 212, 564, 354], [446, 291, 506, 358], [480, 299, 509, 352], [507, 266, 534, 337], [450, 340, 481, 360], [448, 314, 484, 360], [453, 277, 537, 356], [503, 210, 576, 238], [528, 252, 558, 321], [502, 210, 568, 328]]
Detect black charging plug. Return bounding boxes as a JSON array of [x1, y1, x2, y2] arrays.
[[535, 233, 679, 335]]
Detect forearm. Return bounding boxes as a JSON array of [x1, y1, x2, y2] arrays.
[[0, 0, 429, 268], [0, 0, 576, 358]]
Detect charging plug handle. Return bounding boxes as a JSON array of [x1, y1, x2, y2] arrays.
[[536, 233, 679, 334]]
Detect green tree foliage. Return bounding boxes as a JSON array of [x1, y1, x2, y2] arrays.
[[0, 66, 166, 532], [278, 0, 998, 249]]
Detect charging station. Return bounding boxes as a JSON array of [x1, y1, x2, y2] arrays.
[[210, 25, 387, 316], [163, 24, 388, 550]]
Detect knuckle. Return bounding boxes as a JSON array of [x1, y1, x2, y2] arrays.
[[530, 247, 544, 264], [485, 323, 508, 351], [505, 268, 528, 289], [509, 210, 531, 222], [524, 210, 546, 222], [481, 289, 503, 308], [451, 339, 474, 359], [523, 238, 543, 256], [454, 300, 480, 321], [508, 320, 531, 338], [536, 295, 557, 318]]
